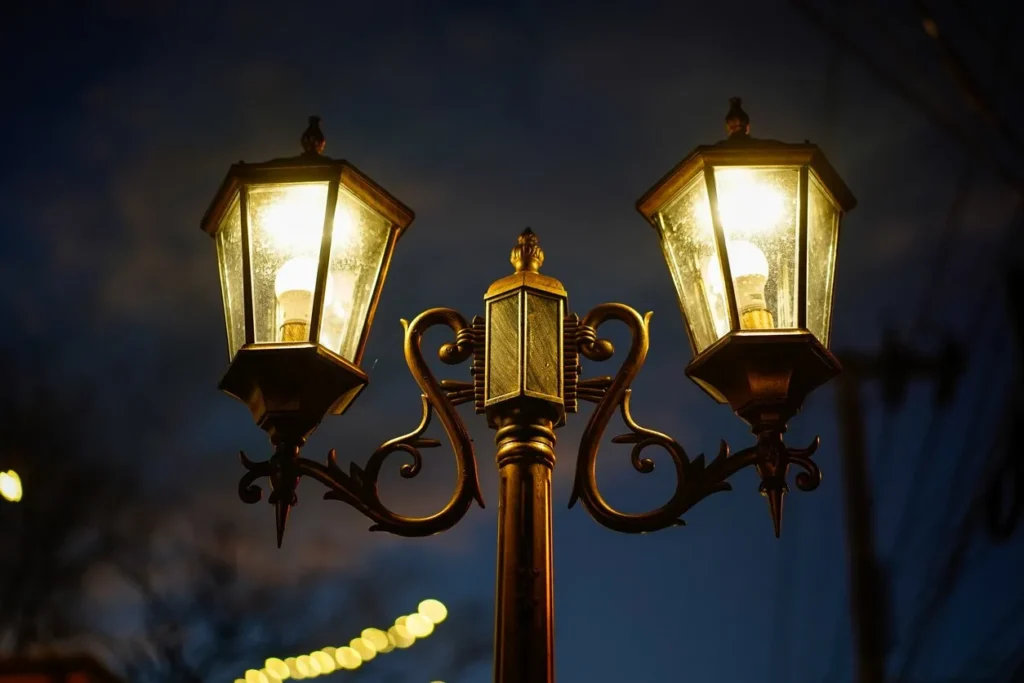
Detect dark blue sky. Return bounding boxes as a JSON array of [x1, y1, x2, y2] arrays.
[[2, 0, 1022, 681]]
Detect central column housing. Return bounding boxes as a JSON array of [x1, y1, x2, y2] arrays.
[[483, 229, 567, 683]]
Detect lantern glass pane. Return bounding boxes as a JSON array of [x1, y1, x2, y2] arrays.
[[246, 182, 330, 344], [658, 171, 728, 353], [713, 166, 800, 331], [806, 172, 841, 344], [318, 185, 393, 362], [216, 191, 246, 359]]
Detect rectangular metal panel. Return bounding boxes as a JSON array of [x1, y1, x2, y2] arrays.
[[486, 293, 523, 404], [524, 293, 563, 401]]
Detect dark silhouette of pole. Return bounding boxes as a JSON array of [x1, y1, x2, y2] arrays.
[[835, 337, 962, 683]]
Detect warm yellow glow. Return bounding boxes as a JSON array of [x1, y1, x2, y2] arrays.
[[714, 168, 786, 235], [405, 613, 434, 638], [350, 637, 376, 662], [238, 600, 443, 682], [335, 646, 362, 670], [418, 599, 448, 625], [389, 624, 415, 649], [361, 628, 389, 651], [261, 184, 329, 253], [0, 470, 22, 502], [312, 651, 335, 674], [704, 240, 771, 322], [295, 656, 312, 678], [265, 657, 289, 680]]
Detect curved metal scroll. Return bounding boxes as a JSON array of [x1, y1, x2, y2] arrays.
[[569, 303, 821, 535], [239, 308, 484, 540]]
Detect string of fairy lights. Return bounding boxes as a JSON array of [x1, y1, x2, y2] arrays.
[[235, 599, 449, 683]]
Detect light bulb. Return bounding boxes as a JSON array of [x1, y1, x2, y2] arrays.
[[274, 258, 335, 342], [704, 240, 774, 330], [714, 168, 786, 235]]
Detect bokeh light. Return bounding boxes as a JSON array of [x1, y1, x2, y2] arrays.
[[235, 600, 446, 680]]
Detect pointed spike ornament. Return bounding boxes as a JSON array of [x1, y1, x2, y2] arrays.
[[267, 442, 302, 548], [760, 480, 787, 538]]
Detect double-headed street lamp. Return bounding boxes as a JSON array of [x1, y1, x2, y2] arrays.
[[200, 98, 856, 683]]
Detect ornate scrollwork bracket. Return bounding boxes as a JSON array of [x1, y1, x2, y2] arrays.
[[568, 303, 822, 536], [238, 308, 485, 546]]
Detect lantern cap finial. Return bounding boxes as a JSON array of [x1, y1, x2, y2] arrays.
[[511, 227, 544, 273], [301, 115, 327, 156], [725, 97, 750, 139]]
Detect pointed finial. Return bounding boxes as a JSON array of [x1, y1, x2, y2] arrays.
[[267, 443, 302, 548], [761, 482, 786, 538], [274, 497, 293, 548], [301, 115, 326, 155], [725, 97, 750, 139], [511, 227, 544, 273]]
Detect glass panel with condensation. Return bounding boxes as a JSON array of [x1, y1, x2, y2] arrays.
[[806, 172, 841, 344], [246, 182, 330, 344], [487, 293, 522, 403], [318, 185, 392, 362], [524, 292, 562, 400], [216, 191, 246, 359], [714, 166, 800, 331], [657, 171, 728, 353]]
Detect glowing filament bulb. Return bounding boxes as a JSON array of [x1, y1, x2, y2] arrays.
[[705, 240, 774, 330]]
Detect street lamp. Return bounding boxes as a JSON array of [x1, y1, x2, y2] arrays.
[[200, 99, 855, 683]]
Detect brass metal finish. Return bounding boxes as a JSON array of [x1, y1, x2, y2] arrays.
[[492, 407, 557, 683], [685, 330, 841, 427], [211, 110, 854, 682], [569, 304, 823, 537], [483, 229, 568, 428], [236, 308, 484, 545], [219, 343, 369, 445]]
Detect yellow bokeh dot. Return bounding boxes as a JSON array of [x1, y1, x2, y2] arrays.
[[335, 646, 362, 670], [418, 599, 448, 624], [362, 628, 389, 651], [312, 651, 335, 674], [351, 637, 376, 662], [264, 668, 281, 683], [406, 613, 434, 638], [285, 657, 303, 680], [245, 670, 262, 683], [305, 654, 322, 677], [295, 655, 311, 678], [0, 471, 22, 503], [389, 624, 415, 649], [266, 657, 290, 680], [394, 615, 407, 628]]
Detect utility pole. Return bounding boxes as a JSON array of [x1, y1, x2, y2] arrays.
[[835, 335, 962, 683]]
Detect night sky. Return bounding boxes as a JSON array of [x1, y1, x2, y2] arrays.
[[2, 1, 1023, 681]]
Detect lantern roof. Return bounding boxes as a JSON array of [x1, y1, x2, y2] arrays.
[[200, 117, 415, 238], [636, 101, 857, 223]]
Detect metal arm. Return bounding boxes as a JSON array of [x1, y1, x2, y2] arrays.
[[238, 307, 484, 546], [568, 302, 822, 536]]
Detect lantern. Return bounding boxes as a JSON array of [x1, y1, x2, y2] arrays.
[[482, 229, 568, 427], [637, 99, 856, 426], [201, 117, 414, 443]]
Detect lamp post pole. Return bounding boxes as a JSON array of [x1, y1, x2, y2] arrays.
[[492, 408, 557, 682]]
